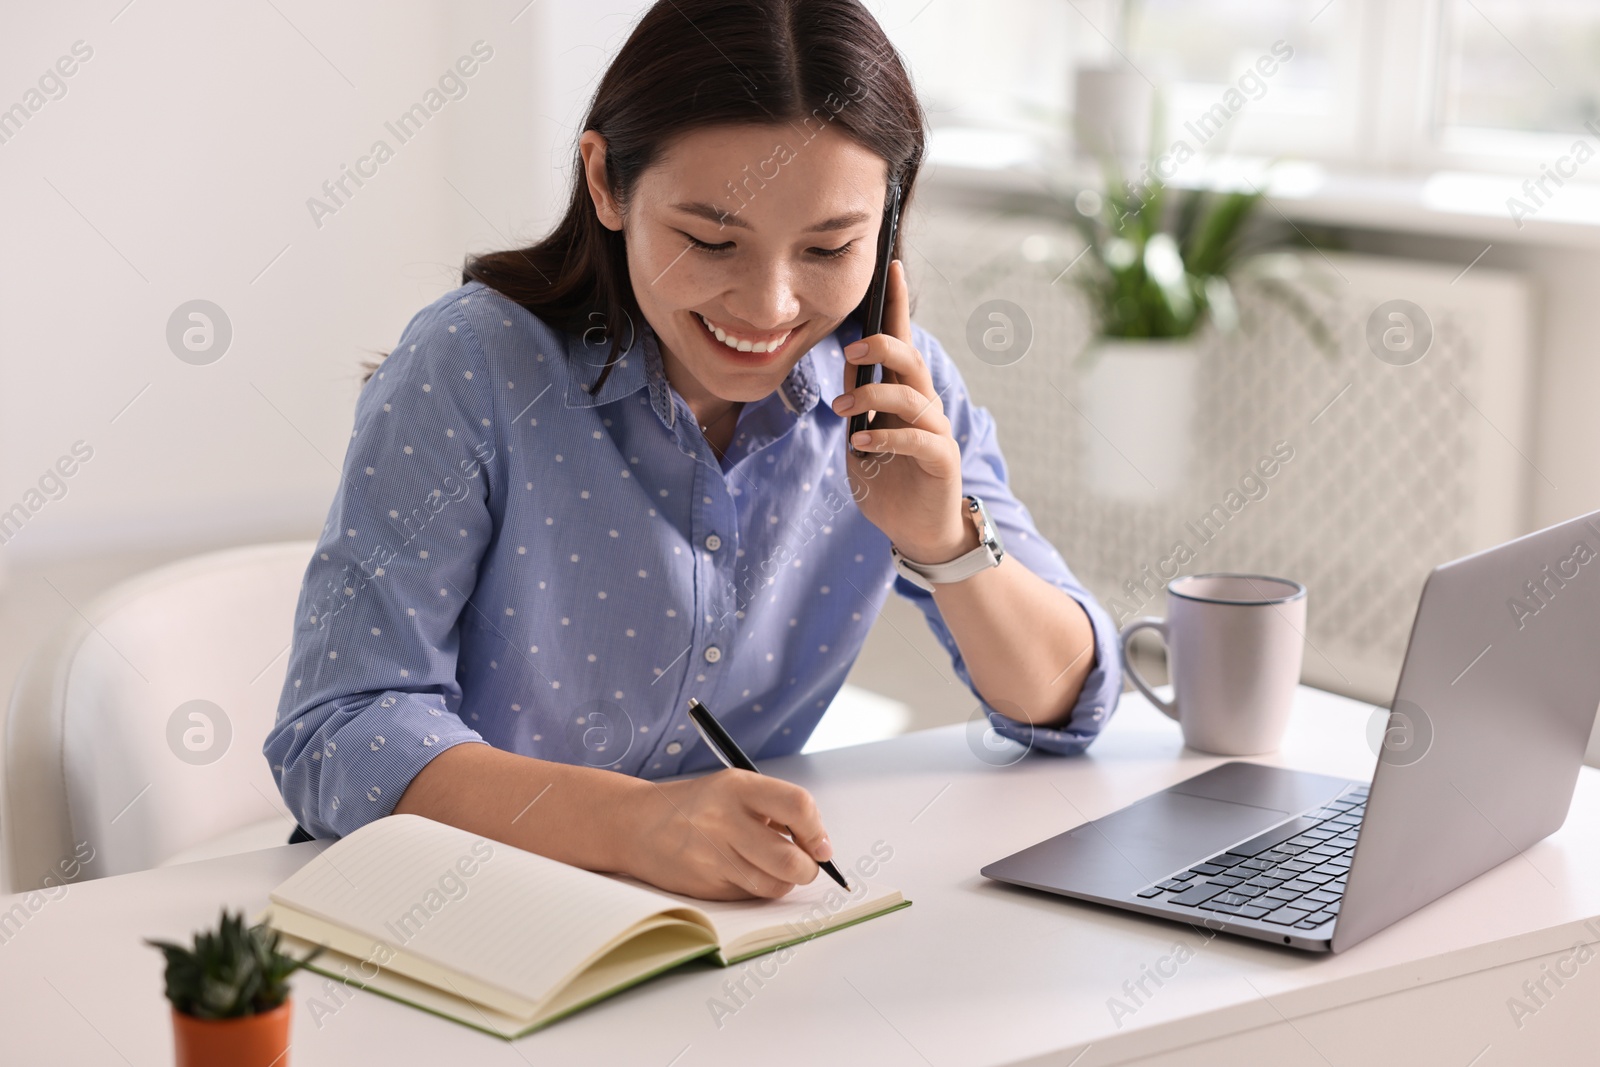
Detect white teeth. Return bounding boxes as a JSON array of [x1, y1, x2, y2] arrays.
[[700, 314, 790, 355]]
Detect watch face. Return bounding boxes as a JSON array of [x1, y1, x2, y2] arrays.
[[967, 495, 1002, 553]]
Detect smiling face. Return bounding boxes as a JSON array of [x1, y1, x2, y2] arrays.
[[580, 123, 888, 410]]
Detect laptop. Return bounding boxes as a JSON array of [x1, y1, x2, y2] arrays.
[[981, 509, 1600, 952]]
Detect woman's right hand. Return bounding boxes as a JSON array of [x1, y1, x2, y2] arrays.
[[622, 770, 835, 900], [392, 743, 835, 901]]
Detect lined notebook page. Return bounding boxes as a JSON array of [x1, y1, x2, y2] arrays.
[[611, 873, 901, 949], [271, 815, 701, 1002]]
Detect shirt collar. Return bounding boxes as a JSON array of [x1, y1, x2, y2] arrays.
[[563, 313, 857, 423], [562, 317, 660, 415]]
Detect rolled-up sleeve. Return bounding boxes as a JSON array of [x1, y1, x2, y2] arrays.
[[264, 298, 496, 837], [891, 322, 1124, 755]]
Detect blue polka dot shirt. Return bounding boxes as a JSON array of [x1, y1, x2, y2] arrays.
[[264, 280, 1124, 838]]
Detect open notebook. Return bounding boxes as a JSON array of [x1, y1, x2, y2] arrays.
[[263, 814, 908, 1038]]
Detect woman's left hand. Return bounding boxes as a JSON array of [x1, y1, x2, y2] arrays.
[[832, 259, 974, 564]]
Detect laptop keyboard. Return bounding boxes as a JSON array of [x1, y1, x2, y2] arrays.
[[1134, 784, 1369, 931]]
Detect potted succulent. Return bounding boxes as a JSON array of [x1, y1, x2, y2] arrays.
[[147, 909, 321, 1067]]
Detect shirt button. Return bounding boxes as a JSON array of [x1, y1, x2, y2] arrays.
[[666, 741, 683, 755], [704, 534, 722, 551], [703, 646, 722, 663]]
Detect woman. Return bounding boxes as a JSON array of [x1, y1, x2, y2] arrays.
[[265, 0, 1122, 902]]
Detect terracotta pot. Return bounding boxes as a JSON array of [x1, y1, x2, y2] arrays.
[[171, 999, 292, 1067]]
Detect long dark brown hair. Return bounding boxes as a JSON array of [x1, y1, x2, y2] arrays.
[[362, 0, 926, 387]]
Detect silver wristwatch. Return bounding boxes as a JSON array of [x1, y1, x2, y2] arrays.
[[890, 495, 1005, 592]]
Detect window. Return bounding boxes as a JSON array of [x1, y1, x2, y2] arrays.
[[1128, 0, 1361, 159], [880, 0, 1600, 178], [1435, 0, 1600, 137], [869, 0, 1087, 132]]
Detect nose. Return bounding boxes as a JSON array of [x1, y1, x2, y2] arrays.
[[723, 256, 801, 332]]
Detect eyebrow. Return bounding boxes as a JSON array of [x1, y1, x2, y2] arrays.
[[671, 201, 872, 234]]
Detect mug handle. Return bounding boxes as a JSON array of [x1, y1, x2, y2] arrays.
[[1119, 617, 1178, 721]]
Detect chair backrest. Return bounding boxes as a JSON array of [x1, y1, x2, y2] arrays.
[[1, 541, 315, 892]]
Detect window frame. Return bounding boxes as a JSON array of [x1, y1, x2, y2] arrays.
[[906, 0, 1600, 181]]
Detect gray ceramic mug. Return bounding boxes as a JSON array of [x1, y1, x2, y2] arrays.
[[1118, 574, 1308, 755]]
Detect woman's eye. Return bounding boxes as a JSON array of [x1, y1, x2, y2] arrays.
[[684, 234, 733, 254], [809, 241, 856, 260], [681, 234, 857, 260]]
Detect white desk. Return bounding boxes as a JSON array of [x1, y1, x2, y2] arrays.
[[5, 686, 1600, 1066]]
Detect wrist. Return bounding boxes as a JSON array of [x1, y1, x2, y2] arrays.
[[596, 771, 658, 873], [895, 508, 979, 566]]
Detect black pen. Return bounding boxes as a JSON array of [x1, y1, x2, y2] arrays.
[[686, 698, 851, 891]]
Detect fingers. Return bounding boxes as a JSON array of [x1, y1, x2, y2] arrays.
[[717, 785, 822, 898], [885, 258, 912, 345], [728, 825, 816, 896], [844, 331, 934, 398], [663, 820, 802, 901], [735, 773, 833, 864], [844, 261, 925, 394], [833, 381, 948, 434], [639, 773, 838, 900], [724, 839, 800, 899], [848, 425, 961, 478]]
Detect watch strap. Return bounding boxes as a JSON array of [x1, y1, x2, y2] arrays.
[[891, 495, 1005, 591]]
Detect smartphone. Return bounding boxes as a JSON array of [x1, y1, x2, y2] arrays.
[[848, 179, 904, 458]]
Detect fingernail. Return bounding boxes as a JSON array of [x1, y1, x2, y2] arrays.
[[851, 431, 872, 448], [817, 835, 834, 861], [833, 393, 855, 413], [843, 340, 867, 360]]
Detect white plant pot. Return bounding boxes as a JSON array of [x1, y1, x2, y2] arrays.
[[1072, 66, 1154, 163], [1078, 337, 1197, 502]]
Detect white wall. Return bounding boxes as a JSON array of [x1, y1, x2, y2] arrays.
[[0, 1, 659, 571], [4, 0, 1595, 599]]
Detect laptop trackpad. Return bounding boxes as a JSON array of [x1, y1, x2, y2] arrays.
[[982, 792, 1291, 900]]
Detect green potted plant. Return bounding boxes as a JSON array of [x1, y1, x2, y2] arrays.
[[147, 909, 321, 1067], [1055, 145, 1340, 501], [1051, 125, 1344, 499]]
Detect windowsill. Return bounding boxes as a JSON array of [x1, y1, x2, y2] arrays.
[[921, 126, 1600, 251]]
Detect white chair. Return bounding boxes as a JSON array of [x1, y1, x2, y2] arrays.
[[1, 541, 316, 893]]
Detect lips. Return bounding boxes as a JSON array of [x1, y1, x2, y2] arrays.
[[694, 312, 796, 364]]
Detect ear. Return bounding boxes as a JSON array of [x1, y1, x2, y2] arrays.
[[578, 130, 624, 232]]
